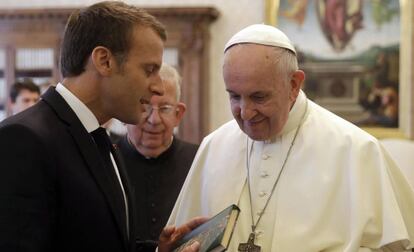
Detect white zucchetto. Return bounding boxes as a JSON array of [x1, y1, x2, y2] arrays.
[[224, 24, 296, 55]]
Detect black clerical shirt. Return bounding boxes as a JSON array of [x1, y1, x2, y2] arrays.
[[117, 137, 198, 252]]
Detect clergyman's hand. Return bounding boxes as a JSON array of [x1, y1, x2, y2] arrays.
[[158, 216, 208, 252]]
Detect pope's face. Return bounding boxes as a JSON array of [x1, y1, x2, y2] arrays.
[[223, 44, 300, 141]]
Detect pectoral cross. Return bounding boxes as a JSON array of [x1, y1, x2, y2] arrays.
[[238, 232, 261, 252]]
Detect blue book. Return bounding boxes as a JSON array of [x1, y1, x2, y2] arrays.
[[173, 204, 240, 252]]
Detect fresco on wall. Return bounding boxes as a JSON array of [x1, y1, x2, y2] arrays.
[[277, 0, 400, 127]]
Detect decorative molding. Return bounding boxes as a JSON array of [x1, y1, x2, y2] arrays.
[[146, 7, 219, 21], [0, 7, 219, 143], [0, 9, 72, 21], [0, 7, 218, 22]]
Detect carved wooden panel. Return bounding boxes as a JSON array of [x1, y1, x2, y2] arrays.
[[0, 7, 218, 143]]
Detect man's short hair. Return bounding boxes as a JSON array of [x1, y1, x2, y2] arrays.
[[60, 1, 167, 78], [9, 79, 40, 103], [159, 63, 182, 101]]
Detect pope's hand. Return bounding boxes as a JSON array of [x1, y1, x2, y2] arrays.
[[157, 216, 208, 252]]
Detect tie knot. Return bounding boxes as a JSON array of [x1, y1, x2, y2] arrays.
[[91, 127, 108, 138], [91, 127, 111, 152]]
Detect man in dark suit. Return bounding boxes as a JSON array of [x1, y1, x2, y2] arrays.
[[0, 2, 202, 252]]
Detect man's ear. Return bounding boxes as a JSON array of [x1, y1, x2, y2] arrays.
[[174, 102, 187, 126], [90, 46, 116, 76], [289, 70, 305, 100]]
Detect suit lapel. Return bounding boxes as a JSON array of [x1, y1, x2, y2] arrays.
[[112, 144, 136, 245], [42, 87, 129, 250]]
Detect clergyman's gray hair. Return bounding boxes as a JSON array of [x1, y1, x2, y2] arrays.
[[159, 63, 182, 101]]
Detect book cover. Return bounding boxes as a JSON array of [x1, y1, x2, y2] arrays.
[[173, 204, 240, 252]]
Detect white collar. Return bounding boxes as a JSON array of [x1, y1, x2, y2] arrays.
[[261, 90, 308, 143], [55, 83, 100, 133], [281, 90, 308, 135]]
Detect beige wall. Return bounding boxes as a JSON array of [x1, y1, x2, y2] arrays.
[[400, 0, 414, 138]]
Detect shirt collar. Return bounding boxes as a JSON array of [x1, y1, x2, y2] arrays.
[[125, 136, 176, 162], [55, 83, 100, 133], [281, 89, 308, 135], [262, 89, 308, 143]]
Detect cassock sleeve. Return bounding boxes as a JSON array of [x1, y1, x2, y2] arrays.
[[379, 145, 414, 250]]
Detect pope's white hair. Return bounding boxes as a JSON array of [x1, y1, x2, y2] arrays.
[[271, 47, 299, 84]]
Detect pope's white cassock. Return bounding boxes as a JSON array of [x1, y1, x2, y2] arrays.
[[168, 90, 414, 251]]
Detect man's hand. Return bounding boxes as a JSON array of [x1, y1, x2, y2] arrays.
[[158, 217, 208, 252]]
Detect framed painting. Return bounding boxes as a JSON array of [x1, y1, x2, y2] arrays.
[[265, 0, 408, 139]]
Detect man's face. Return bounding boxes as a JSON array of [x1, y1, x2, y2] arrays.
[[102, 25, 164, 125], [11, 89, 40, 114], [223, 44, 299, 141], [127, 79, 186, 158]]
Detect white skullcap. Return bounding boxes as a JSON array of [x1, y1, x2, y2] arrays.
[[224, 24, 296, 55]]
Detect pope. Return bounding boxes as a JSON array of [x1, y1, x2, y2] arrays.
[[167, 24, 414, 252]]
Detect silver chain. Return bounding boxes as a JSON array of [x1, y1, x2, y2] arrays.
[[245, 100, 308, 233]]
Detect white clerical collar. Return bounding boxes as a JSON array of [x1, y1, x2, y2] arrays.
[[281, 89, 307, 136], [262, 90, 307, 143], [55, 83, 100, 133], [142, 136, 175, 159]]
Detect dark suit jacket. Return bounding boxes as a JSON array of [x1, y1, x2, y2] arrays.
[[0, 87, 135, 252]]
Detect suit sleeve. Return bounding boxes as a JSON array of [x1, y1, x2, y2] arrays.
[[0, 124, 56, 252]]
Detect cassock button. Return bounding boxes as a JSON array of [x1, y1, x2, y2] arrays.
[[151, 217, 157, 223], [255, 230, 263, 238], [259, 191, 267, 197], [262, 154, 270, 160], [260, 171, 268, 178], [150, 203, 156, 208]]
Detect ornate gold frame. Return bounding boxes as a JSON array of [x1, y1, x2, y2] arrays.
[[264, 0, 280, 26]]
